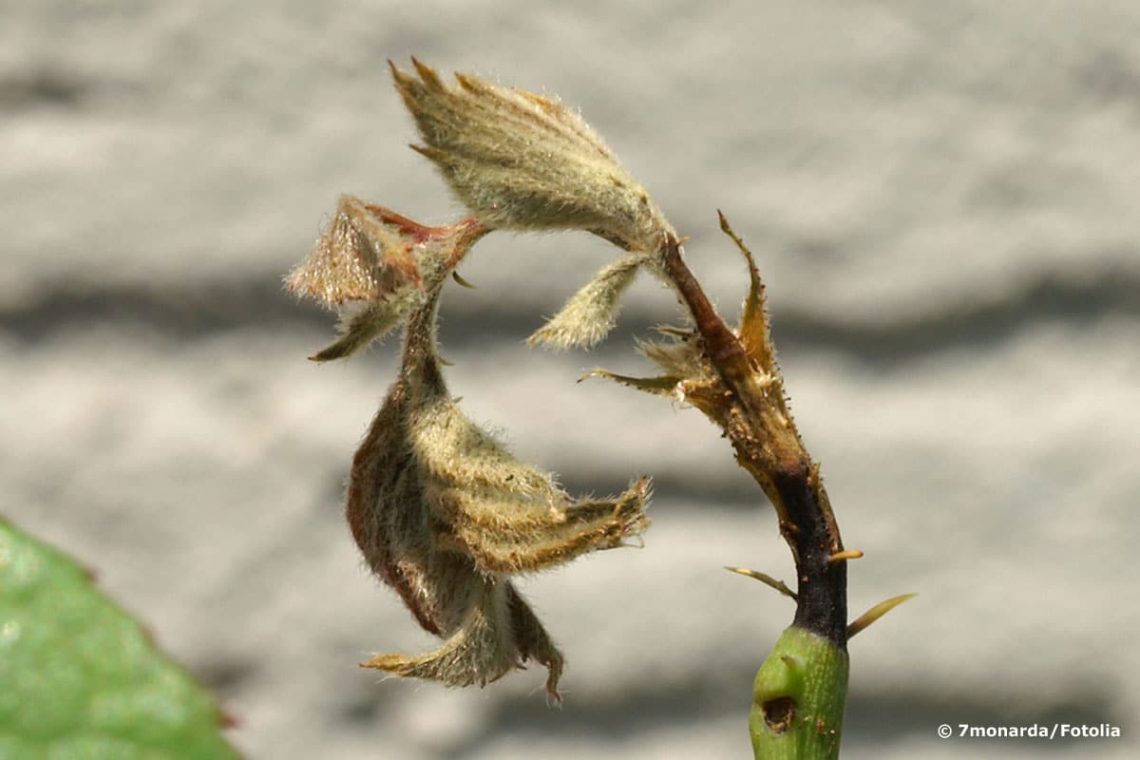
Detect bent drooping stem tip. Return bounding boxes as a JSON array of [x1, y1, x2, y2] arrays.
[[289, 61, 909, 759]]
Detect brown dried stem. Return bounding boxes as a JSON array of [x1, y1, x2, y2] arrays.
[[659, 233, 849, 647]]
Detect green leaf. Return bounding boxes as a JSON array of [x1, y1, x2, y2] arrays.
[[0, 517, 238, 760]]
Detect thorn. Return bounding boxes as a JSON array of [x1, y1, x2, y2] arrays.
[[724, 566, 797, 600], [439, 356, 454, 367], [779, 655, 800, 671], [847, 593, 918, 639], [451, 270, 477, 289], [828, 549, 864, 564]]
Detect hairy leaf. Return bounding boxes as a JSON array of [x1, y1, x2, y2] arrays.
[[346, 290, 650, 699], [528, 253, 647, 349], [391, 58, 674, 253], [288, 195, 485, 360]]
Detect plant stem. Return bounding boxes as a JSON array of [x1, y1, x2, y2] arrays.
[[659, 233, 850, 758], [750, 627, 849, 760]]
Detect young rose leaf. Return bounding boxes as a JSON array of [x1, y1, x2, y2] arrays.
[[528, 253, 647, 350], [307, 298, 414, 362], [390, 59, 674, 253]]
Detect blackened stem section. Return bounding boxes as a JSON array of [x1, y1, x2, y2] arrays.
[[660, 234, 849, 648], [776, 467, 847, 646]]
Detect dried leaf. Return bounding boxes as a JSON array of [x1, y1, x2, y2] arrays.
[[286, 195, 419, 305], [637, 332, 707, 381], [718, 210, 776, 370], [390, 59, 674, 253], [288, 195, 484, 360], [363, 582, 563, 697], [580, 368, 682, 398], [289, 63, 666, 699], [347, 289, 651, 698]]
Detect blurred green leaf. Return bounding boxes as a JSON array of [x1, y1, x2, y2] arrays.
[[0, 517, 239, 759]]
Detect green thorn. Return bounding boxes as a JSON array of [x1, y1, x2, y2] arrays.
[[847, 593, 918, 639], [725, 566, 797, 600]]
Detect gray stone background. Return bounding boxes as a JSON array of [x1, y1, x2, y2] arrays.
[[4, 1, 1139, 758]]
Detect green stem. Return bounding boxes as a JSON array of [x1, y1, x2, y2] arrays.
[[750, 626, 849, 760]]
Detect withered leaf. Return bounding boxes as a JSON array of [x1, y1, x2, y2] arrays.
[[287, 195, 484, 360], [718, 210, 777, 372], [289, 62, 671, 699], [580, 369, 682, 399], [347, 289, 650, 699]]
